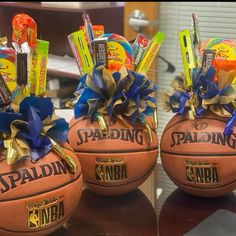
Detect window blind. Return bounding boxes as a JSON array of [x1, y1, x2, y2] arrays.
[[157, 2, 236, 147]]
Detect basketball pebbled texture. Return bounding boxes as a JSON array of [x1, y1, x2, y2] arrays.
[[68, 117, 158, 196], [160, 111, 236, 197], [0, 144, 83, 236]]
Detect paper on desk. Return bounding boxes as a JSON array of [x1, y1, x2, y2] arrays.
[[184, 209, 236, 236], [48, 54, 80, 77]]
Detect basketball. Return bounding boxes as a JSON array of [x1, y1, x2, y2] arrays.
[[0, 143, 83, 236], [160, 111, 236, 197], [68, 116, 158, 195]]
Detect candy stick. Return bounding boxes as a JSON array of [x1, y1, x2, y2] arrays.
[[179, 29, 196, 87], [29, 39, 49, 96], [192, 13, 201, 67], [68, 30, 94, 75], [136, 31, 165, 75], [82, 13, 94, 54], [133, 33, 150, 70], [80, 25, 104, 40]]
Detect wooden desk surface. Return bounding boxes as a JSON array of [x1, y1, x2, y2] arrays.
[[49, 163, 236, 236]]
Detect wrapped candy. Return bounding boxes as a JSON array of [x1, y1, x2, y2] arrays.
[[67, 14, 164, 139], [12, 13, 37, 48]]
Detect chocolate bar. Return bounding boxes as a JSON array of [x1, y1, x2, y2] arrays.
[[93, 37, 108, 67], [202, 49, 216, 72], [0, 73, 12, 107], [16, 53, 28, 86]]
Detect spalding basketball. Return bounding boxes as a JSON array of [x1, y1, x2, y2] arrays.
[[68, 117, 158, 195], [0, 144, 83, 236], [160, 111, 236, 197]]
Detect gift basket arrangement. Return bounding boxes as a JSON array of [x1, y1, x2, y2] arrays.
[[67, 14, 164, 195], [0, 13, 83, 235], [160, 14, 236, 197]]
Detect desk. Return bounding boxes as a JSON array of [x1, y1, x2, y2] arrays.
[[47, 163, 236, 236]]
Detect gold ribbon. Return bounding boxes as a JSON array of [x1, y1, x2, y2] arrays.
[[3, 120, 30, 165], [94, 112, 109, 135], [143, 122, 153, 144], [41, 115, 77, 173], [47, 136, 77, 174]]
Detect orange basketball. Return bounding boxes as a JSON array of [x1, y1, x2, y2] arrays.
[[160, 111, 236, 197], [68, 117, 158, 195], [0, 143, 83, 236]]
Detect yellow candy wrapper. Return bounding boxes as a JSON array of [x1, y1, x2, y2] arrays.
[[179, 29, 196, 87], [68, 30, 94, 75], [136, 31, 165, 75], [29, 39, 49, 96]]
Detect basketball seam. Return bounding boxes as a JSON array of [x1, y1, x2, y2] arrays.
[[161, 151, 236, 156], [162, 117, 229, 137], [73, 146, 159, 154], [0, 173, 82, 203], [84, 162, 156, 188], [69, 117, 86, 130]]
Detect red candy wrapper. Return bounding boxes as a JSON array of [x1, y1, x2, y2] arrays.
[[12, 14, 37, 48]]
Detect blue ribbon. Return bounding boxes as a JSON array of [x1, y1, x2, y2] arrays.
[[169, 91, 190, 115], [224, 110, 236, 136], [73, 65, 158, 125], [0, 96, 69, 161]]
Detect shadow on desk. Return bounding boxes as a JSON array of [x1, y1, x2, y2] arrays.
[[50, 188, 157, 236], [157, 166, 236, 236], [49, 163, 236, 236]]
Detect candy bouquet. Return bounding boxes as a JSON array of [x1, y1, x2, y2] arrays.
[[67, 14, 165, 142], [66, 14, 163, 196], [160, 14, 236, 198], [0, 13, 76, 171], [162, 14, 236, 136]]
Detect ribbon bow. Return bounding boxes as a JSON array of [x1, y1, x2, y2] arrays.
[[70, 64, 158, 143], [163, 64, 236, 136], [0, 96, 76, 172]]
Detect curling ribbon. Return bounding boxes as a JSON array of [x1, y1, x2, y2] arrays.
[[46, 136, 77, 173], [4, 120, 30, 165], [224, 110, 236, 136]]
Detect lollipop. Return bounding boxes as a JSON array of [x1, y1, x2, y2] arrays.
[[101, 33, 134, 72], [200, 38, 236, 60], [12, 13, 37, 48], [0, 40, 16, 92]]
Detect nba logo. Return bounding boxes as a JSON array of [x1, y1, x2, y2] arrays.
[[28, 210, 39, 228], [186, 165, 194, 182]]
